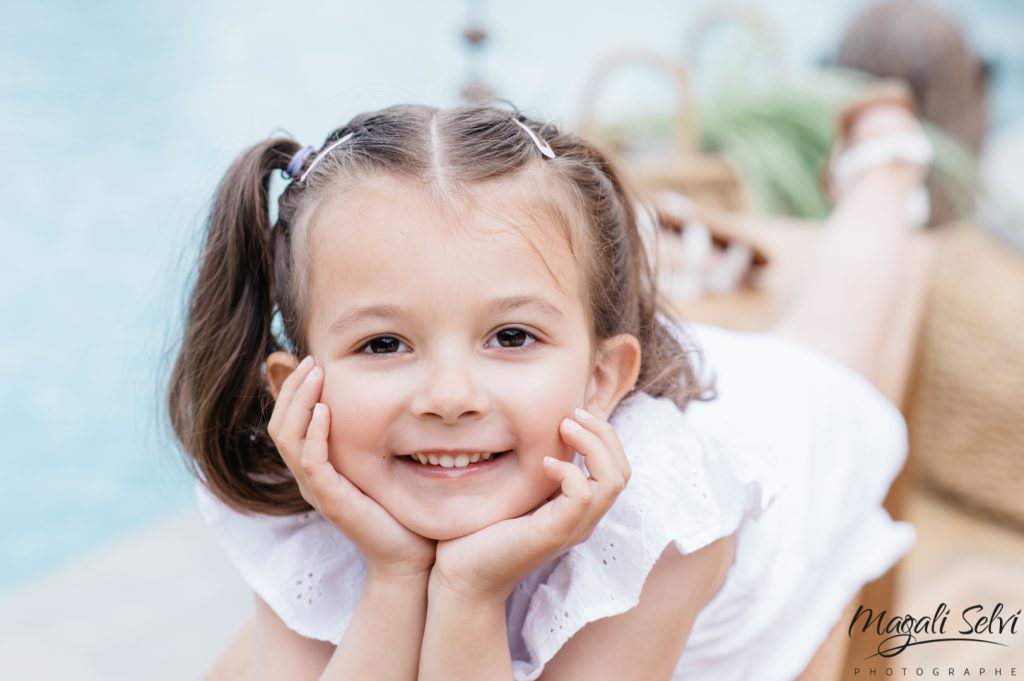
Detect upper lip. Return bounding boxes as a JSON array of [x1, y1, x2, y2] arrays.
[[399, 447, 512, 456]]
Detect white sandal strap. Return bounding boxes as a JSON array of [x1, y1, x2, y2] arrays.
[[830, 130, 934, 228], [830, 131, 933, 192]]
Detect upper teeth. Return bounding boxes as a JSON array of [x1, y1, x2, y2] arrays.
[[408, 452, 498, 468]]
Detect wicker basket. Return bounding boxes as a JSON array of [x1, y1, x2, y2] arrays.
[[576, 48, 749, 214], [906, 221, 1024, 529]]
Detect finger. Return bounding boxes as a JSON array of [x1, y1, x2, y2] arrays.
[[278, 364, 324, 451], [537, 456, 592, 536], [267, 355, 315, 440], [300, 402, 331, 470], [295, 478, 316, 509], [553, 426, 622, 540], [299, 403, 345, 496], [560, 416, 627, 494], [572, 408, 631, 483], [299, 403, 370, 526], [301, 401, 350, 497], [558, 417, 627, 536]]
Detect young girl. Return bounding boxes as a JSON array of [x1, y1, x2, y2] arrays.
[[168, 96, 926, 680]]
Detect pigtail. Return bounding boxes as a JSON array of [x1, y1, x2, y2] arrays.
[[558, 134, 715, 410], [619, 177, 715, 408], [168, 137, 311, 516], [616, 164, 716, 408]]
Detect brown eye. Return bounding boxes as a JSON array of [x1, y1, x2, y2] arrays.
[[488, 328, 537, 350], [358, 336, 409, 354]]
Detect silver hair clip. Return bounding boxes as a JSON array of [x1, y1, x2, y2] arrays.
[[512, 117, 556, 159], [298, 132, 355, 182]]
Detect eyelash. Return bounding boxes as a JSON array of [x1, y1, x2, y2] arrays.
[[356, 327, 539, 356]]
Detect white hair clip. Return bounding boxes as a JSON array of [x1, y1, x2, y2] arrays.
[[299, 132, 355, 182], [512, 117, 556, 159]]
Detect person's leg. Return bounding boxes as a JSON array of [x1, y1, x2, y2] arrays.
[[771, 103, 935, 405], [869, 233, 939, 406]]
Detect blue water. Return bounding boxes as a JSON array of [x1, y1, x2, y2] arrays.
[[1, 0, 1021, 592]]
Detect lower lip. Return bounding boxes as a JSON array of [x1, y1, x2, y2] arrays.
[[396, 450, 513, 478]]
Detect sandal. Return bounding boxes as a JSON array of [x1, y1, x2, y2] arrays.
[[824, 80, 934, 228]]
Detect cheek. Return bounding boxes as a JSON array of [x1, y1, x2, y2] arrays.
[[504, 368, 585, 463], [494, 348, 591, 406], [318, 374, 393, 474], [516, 367, 592, 508], [527, 350, 590, 404]]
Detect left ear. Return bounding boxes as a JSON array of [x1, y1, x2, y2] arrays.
[[583, 333, 642, 421]]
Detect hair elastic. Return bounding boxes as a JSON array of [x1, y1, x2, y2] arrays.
[[295, 132, 355, 183], [512, 117, 556, 159], [285, 146, 316, 179]]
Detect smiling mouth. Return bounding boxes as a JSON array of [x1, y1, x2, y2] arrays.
[[400, 450, 513, 469]]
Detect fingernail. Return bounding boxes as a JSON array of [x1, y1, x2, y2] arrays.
[[303, 366, 321, 384], [313, 403, 325, 419], [298, 355, 313, 370], [543, 456, 557, 465], [574, 407, 594, 421], [562, 417, 582, 432]]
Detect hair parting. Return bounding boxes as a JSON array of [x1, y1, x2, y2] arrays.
[[167, 102, 714, 515]]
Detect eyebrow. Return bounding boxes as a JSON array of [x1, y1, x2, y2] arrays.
[[328, 295, 564, 335]]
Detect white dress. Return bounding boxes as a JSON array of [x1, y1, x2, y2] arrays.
[[194, 320, 915, 681]]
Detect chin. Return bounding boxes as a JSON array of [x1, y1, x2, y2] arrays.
[[398, 492, 556, 540], [403, 512, 504, 541]]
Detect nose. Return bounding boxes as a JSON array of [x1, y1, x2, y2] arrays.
[[410, 353, 491, 424]]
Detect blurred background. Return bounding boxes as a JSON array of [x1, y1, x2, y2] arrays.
[[1, 0, 1022, 678]]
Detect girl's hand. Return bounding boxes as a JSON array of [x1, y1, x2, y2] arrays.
[[430, 408, 631, 603], [267, 356, 437, 582]]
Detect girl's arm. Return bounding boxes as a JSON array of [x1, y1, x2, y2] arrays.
[[318, 573, 428, 680], [231, 356, 437, 680], [247, 572, 429, 681], [418, 533, 737, 681], [201, 361, 435, 679]]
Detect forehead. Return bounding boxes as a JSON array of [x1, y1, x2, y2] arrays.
[[304, 174, 584, 308]]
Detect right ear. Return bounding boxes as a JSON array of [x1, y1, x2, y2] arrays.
[[266, 351, 300, 400]]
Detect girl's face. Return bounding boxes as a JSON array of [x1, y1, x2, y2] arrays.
[[299, 175, 604, 540]]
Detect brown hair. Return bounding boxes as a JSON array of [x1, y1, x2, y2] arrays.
[[167, 102, 713, 515]]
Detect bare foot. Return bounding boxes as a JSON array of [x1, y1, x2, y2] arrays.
[[847, 103, 922, 146]]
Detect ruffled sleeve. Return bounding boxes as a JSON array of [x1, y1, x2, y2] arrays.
[[194, 479, 366, 643], [506, 391, 776, 681]]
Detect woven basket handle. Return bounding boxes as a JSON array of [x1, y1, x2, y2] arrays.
[[576, 48, 699, 157], [682, 4, 784, 83]]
